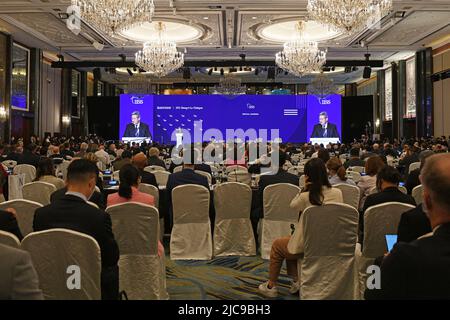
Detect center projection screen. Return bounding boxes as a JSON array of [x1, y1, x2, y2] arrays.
[[119, 94, 342, 144]]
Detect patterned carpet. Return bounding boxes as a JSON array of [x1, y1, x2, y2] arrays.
[[163, 240, 298, 300]]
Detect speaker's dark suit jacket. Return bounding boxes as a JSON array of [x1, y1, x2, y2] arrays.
[[311, 123, 340, 138], [123, 122, 151, 138], [365, 222, 450, 300], [33, 194, 119, 300]]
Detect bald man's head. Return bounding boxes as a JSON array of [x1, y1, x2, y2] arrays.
[[421, 153, 450, 224]]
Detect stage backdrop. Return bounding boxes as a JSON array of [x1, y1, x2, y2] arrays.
[[119, 94, 342, 144]]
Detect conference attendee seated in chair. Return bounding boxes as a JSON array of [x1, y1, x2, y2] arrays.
[[326, 157, 356, 186], [132, 152, 158, 188], [18, 143, 40, 168], [365, 154, 450, 300], [112, 150, 132, 172], [258, 158, 343, 298], [5, 145, 22, 162], [107, 164, 163, 257], [34, 158, 65, 190], [0, 208, 23, 241], [147, 147, 166, 168], [405, 150, 434, 194], [360, 166, 416, 244], [397, 204, 432, 243], [60, 142, 75, 160], [344, 148, 366, 169], [357, 156, 385, 210], [34, 159, 120, 300], [0, 244, 43, 300], [311, 112, 340, 138]]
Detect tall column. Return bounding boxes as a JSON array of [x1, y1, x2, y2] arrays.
[[0, 33, 12, 143], [30, 48, 42, 137], [391, 62, 400, 140], [61, 68, 72, 137], [416, 48, 434, 137]]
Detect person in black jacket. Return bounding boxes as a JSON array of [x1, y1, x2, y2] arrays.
[[0, 209, 23, 241], [405, 150, 434, 194], [131, 152, 158, 188], [17, 143, 41, 168], [397, 204, 432, 243], [147, 147, 166, 168], [365, 153, 450, 300], [34, 159, 119, 300], [344, 148, 366, 169]]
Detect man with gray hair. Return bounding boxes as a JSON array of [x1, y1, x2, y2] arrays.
[[311, 111, 339, 138], [366, 153, 450, 299], [123, 110, 151, 139]]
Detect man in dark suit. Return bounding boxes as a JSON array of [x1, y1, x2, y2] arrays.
[[131, 152, 158, 188], [17, 143, 40, 168], [397, 205, 432, 243], [311, 112, 339, 139], [344, 148, 366, 169], [51, 187, 106, 210], [123, 111, 152, 138], [365, 153, 450, 299], [0, 208, 23, 241], [34, 159, 119, 300], [251, 151, 299, 241], [405, 150, 434, 194], [147, 147, 166, 168]]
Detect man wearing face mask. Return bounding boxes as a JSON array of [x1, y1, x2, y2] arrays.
[[33, 159, 119, 300], [365, 153, 450, 300]]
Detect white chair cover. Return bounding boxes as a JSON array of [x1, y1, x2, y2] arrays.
[[299, 203, 359, 300], [56, 160, 70, 180], [409, 162, 421, 173], [213, 183, 256, 257], [21, 229, 101, 300], [0, 199, 43, 237], [261, 183, 301, 259], [112, 170, 120, 182], [8, 174, 25, 200], [2, 160, 17, 169], [138, 183, 163, 240], [299, 175, 305, 188], [347, 171, 361, 183], [349, 166, 365, 174], [398, 185, 408, 194], [144, 165, 166, 173], [225, 165, 248, 174], [287, 167, 301, 176], [22, 181, 57, 206], [227, 171, 251, 186], [13, 164, 36, 184], [0, 230, 21, 248], [195, 170, 212, 185], [356, 202, 415, 299], [154, 171, 170, 187], [412, 185, 423, 205], [170, 185, 212, 260], [334, 184, 361, 210], [106, 203, 167, 300], [2, 163, 9, 172], [173, 166, 183, 173]]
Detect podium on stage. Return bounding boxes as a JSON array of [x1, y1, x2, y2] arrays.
[[122, 137, 152, 144], [310, 138, 340, 145]]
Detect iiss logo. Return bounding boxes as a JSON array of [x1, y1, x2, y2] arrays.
[[247, 103, 256, 110], [319, 98, 331, 105], [131, 96, 144, 105]]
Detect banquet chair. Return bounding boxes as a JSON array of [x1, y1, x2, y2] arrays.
[[22, 181, 57, 206], [349, 166, 365, 174], [356, 202, 415, 299], [13, 164, 36, 184], [288, 166, 301, 176], [112, 170, 120, 182], [213, 182, 256, 257], [144, 165, 166, 173], [195, 170, 213, 185], [2, 160, 17, 169], [106, 203, 168, 300], [138, 183, 163, 240], [225, 165, 248, 174], [0, 230, 21, 248], [409, 162, 421, 174], [299, 203, 359, 300], [173, 166, 183, 173], [398, 185, 408, 194], [154, 171, 170, 187], [260, 183, 301, 259], [0, 199, 43, 237], [227, 171, 252, 186], [21, 229, 101, 300], [299, 175, 305, 188], [347, 171, 361, 183], [170, 184, 212, 260], [412, 185, 423, 205], [333, 184, 361, 210]]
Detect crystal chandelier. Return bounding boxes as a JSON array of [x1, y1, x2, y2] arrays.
[[135, 22, 184, 78], [307, 0, 393, 33], [127, 74, 153, 94], [73, 0, 155, 35], [213, 75, 246, 95], [307, 72, 338, 99], [275, 21, 327, 78]]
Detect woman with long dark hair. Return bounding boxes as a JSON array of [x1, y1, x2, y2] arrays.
[[35, 157, 65, 189], [258, 158, 343, 298], [327, 157, 356, 186]]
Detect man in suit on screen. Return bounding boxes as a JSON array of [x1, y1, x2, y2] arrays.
[[123, 111, 152, 138], [311, 111, 340, 138]]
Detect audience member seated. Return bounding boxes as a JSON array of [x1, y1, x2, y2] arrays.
[[344, 148, 366, 169], [95, 145, 111, 168], [327, 157, 356, 186], [317, 148, 330, 164], [358, 156, 385, 210], [5, 145, 22, 162], [112, 150, 132, 172], [398, 144, 419, 176], [258, 158, 343, 297], [405, 150, 434, 194], [75, 142, 88, 158], [397, 204, 432, 243], [48, 145, 63, 160], [0, 244, 43, 300], [34, 159, 120, 300], [147, 147, 166, 168], [131, 153, 158, 188], [365, 154, 450, 299], [107, 164, 163, 257], [34, 158, 65, 190], [18, 143, 40, 168], [60, 142, 75, 160], [0, 208, 23, 241], [107, 144, 117, 158], [382, 143, 399, 158]]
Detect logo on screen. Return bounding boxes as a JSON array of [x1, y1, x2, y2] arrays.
[[319, 99, 331, 105], [131, 96, 144, 105], [247, 103, 256, 110]]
